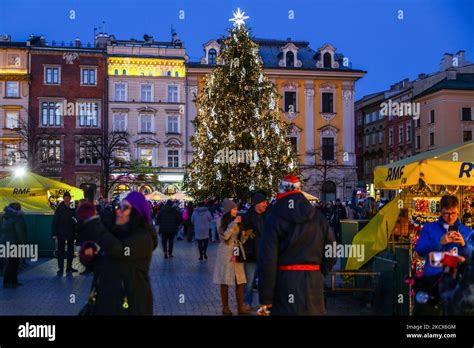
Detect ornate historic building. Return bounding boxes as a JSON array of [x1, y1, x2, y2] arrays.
[[104, 33, 188, 195], [186, 38, 365, 201], [0, 37, 29, 177]]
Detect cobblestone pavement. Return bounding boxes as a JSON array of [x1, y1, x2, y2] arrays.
[[0, 239, 371, 315]]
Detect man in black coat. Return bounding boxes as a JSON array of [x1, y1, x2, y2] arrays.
[[156, 200, 182, 258], [241, 192, 268, 310], [52, 192, 78, 275], [258, 175, 337, 315]]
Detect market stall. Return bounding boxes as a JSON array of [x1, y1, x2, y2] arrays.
[[0, 172, 84, 256], [145, 191, 170, 201], [345, 140, 474, 314]]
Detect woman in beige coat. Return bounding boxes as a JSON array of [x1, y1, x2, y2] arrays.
[[212, 199, 249, 315]]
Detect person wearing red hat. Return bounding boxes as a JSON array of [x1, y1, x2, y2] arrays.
[[258, 174, 337, 315]]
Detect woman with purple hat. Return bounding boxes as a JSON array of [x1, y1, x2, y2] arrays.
[[79, 191, 157, 315]]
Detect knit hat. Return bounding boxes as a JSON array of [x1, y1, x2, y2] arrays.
[[278, 174, 301, 193], [222, 198, 237, 215], [125, 191, 152, 225], [252, 192, 267, 205], [76, 201, 96, 222]]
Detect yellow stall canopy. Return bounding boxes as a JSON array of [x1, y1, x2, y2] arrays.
[[0, 172, 84, 214], [374, 140, 474, 189]]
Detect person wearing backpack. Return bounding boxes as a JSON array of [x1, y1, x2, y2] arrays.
[[2, 203, 27, 288]]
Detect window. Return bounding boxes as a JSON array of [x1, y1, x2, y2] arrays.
[[78, 103, 99, 127], [365, 113, 370, 124], [81, 68, 96, 85], [322, 137, 334, 161], [208, 49, 217, 65], [41, 102, 61, 127], [323, 52, 331, 68], [113, 114, 127, 132], [114, 69, 119, 75], [168, 149, 179, 167], [416, 135, 421, 149], [140, 115, 153, 133], [114, 83, 126, 101], [289, 137, 298, 153], [40, 139, 61, 163], [462, 107, 472, 121], [141, 84, 153, 102], [78, 140, 99, 164], [357, 115, 362, 126], [5, 111, 19, 129], [372, 132, 376, 145], [371, 112, 376, 123], [463, 130, 472, 142], [139, 148, 153, 166], [379, 131, 383, 144], [322, 93, 333, 113], [4, 143, 20, 166], [365, 160, 370, 175], [167, 116, 179, 133], [122, 69, 127, 75], [430, 110, 435, 123], [399, 125, 404, 143], [167, 71, 171, 77], [113, 147, 129, 166], [45, 66, 60, 84], [415, 118, 421, 128], [284, 91, 297, 113], [286, 51, 294, 67], [379, 110, 384, 120], [389, 127, 393, 146], [167, 85, 179, 102], [406, 124, 411, 142], [5, 81, 19, 97], [429, 132, 435, 146]]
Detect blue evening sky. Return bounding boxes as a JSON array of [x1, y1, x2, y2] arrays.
[[0, 0, 472, 98]]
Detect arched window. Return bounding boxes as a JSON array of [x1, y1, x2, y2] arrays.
[[208, 49, 217, 65], [122, 69, 127, 75], [286, 51, 294, 67], [175, 71, 179, 77], [167, 71, 171, 77], [323, 52, 332, 68], [114, 69, 118, 75]]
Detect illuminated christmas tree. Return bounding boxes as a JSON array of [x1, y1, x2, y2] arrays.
[[184, 9, 299, 199]]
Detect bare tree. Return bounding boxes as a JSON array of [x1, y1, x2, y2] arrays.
[[78, 131, 161, 198]]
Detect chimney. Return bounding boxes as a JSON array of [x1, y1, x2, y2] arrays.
[[441, 53, 454, 71], [418, 73, 427, 79], [143, 34, 154, 44], [95, 33, 112, 49], [455, 50, 465, 67], [75, 37, 81, 47]]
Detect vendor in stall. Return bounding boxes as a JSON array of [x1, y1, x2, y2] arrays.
[[414, 195, 473, 315]]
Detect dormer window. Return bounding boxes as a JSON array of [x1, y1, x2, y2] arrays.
[[208, 49, 217, 65], [323, 52, 332, 68], [286, 51, 294, 67]]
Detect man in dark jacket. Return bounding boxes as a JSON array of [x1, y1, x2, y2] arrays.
[[52, 192, 78, 275], [241, 192, 268, 310], [2, 203, 27, 288], [331, 199, 347, 244], [258, 175, 337, 315], [156, 200, 182, 258]]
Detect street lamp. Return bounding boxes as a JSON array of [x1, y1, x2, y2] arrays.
[[14, 167, 27, 177]]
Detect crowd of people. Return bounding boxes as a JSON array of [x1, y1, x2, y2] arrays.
[[1, 174, 472, 316]]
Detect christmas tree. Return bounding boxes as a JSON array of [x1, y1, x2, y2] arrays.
[[184, 9, 300, 199]]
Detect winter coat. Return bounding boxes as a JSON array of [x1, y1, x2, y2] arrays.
[[0, 206, 27, 245], [84, 221, 158, 315], [415, 217, 472, 278], [330, 205, 347, 225], [52, 202, 77, 240], [258, 191, 337, 315], [241, 206, 265, 263], [156, 206, 182, 235], [191, 207, 212, 240], [213, 218, 247, 286]]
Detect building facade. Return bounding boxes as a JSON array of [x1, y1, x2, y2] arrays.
[[186, 38, 365, 201], [0, 38, 29, 176], [28, 36, 107, 191], [105, 34, 187, 196]]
